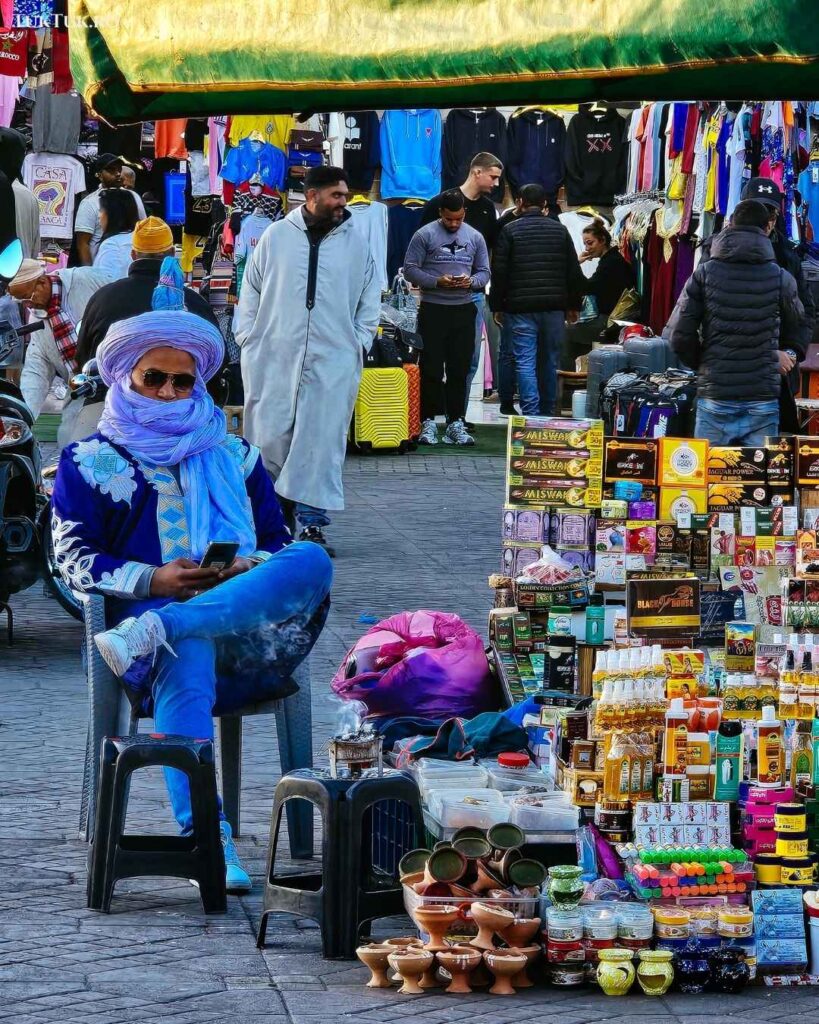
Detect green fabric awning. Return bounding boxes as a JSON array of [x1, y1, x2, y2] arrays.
[[69, 0, 819, 122]]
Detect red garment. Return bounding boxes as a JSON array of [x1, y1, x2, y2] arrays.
[[0, 28, 27, 77], [155, 118, 189, 159], [681, 105, 700, 175], [51, 27, 72, 93], [647, 224, 679, 335], [635, 106, 651, 192]]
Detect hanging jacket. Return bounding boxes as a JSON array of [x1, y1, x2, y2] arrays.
[[442, 108, 508, 202], [220, 137, 286, 191], [489, 209, 584, 314], [506, 110, 566, 198], [664, 226, 803, 402], [564, 107, 629, 205], [379, 109, 442, 200], [341, 110, 381, 192]]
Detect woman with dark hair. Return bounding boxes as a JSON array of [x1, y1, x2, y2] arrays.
[[93, 188, 140, 280], [562, 218, 636, 369]]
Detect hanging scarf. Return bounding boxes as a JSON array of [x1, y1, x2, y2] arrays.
[[96, 306, 256, 561], [46, 275, 78, 372]]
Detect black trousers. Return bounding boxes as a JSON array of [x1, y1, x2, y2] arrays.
[[418, 301, 477, 423]]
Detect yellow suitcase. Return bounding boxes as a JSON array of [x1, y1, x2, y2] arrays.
[[351, 368, 411, 452]]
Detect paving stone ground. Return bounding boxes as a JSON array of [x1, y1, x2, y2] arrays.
[[0, 453, 811, 1023]]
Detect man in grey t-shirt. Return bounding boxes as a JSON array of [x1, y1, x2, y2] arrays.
[[74, 153, 146, 265], [403, 190, 490, 446]]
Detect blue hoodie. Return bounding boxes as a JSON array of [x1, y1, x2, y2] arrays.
[[379, 109, 442, 200]]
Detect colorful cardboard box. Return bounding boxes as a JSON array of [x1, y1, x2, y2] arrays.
[[659, 438, 709, 487], [707, 446, 767, 483], [659, 486, 708, 522], [603, 438, 658, 484], [626, 576, 701, 638]]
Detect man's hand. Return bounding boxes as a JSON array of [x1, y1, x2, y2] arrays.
[[214, 556, 255, 583], [778, 350, 797, 375], [437, 275, 456, 288], [149, 558, 221, 599], [453, 275, 472, 290], [493, 313, 504, 327], [566, 310, 580, 325]]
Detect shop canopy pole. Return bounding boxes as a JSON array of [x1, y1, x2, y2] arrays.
[[68, 0, 819, 124]]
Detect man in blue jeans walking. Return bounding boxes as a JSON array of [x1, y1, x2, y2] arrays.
[[664, 199, 804, 445], [489, 184, 584, 415]]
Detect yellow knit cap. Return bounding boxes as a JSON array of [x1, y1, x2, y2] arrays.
[[132, 216, 174, 254]]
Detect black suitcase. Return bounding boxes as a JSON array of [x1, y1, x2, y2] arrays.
[[622, 335, 680, 375]]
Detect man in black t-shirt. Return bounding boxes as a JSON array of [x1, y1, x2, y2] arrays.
[[420, 152, 506, 415]]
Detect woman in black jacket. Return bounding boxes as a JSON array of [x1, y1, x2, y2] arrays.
[[562, 219, 635, 370]]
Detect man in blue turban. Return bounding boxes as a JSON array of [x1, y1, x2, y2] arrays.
[[51, 260, 333, 893]]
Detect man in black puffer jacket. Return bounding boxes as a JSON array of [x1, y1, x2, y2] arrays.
[[490, 184, 584, 415], [665, 200, 803, 446]]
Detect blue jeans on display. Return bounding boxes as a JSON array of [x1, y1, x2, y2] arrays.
[[695, 398, 780, 446], [295, 503, 330, 529], [507, 311, 566, 416], [150, 542, 333, 832]]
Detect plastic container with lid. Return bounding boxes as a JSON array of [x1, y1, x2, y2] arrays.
[[776, 832, 809, 858], [582, 905, 618, 939], [754, 854, 781, 885], [653, 906, 690, 939], [546, 907, 584, 941], [509, 794, 580, 831], [616, 905, 654, 940], [718, 907, 754, 938], [687, 906, 719, 938], [480, 755, 551, 792], [780, 857, 815, 885], [775, 803, 807, 833]]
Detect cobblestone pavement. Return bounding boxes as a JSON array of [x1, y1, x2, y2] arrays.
[[0, 453, 810, 1023]]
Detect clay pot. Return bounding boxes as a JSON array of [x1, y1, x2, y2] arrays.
[[484, 948, 528, 995], [384, 937, 422, 984], [421, 883, 454, 899], [469, 902, 515, 950], [452, 836, 492, 860], [504, 917, 541, 948], [636, 949, 674, 996], [424, 847, 467, 886], [709, 948, 750, 994], [506, 858, 547, 889], [414, 904, 461, 952], [355, 943, 393, 988], [472, 860, 506, 894], [437, 945, 483, 994], [433, 840, 453, 850], [510, 943, 540, 988], [400, 870, 426, 891], [451, 826, 488, 844], [387, 949, 434, 995], [487, 822, 525, 852], [497, 847, 523, 881], [398, 848, 432, 877]]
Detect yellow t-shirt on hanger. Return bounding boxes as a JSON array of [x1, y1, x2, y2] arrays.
[[228, 115, 295, 153]]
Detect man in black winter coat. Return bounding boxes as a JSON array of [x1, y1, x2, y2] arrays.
[[664, 200, 804, 446], [489, 184, 584, 415]]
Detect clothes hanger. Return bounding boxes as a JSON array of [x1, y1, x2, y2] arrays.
[[402, 197, 426, 206], [589, 101, 608, 115], [349, 194, 372, 205]]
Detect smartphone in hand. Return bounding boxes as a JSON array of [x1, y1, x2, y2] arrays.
[[199, 541, 239, 571]]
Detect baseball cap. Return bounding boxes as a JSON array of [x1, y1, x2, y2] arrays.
[[94, 152, 123, 173], [741, 177, 784, 211], [132, 216, 174, 254]]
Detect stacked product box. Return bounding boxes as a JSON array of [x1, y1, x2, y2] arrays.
[[658, 438, 708, 521], [506, 417, 604, 509]]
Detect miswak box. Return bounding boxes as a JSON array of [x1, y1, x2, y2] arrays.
[[707, 446, 768, 483], [508, 416, 604, 452], [603, 438, 658, 484], [508, 453, 603, 479], [659, 438, 709, 486], [507, 480, 602, 508], [708, 483, 770, 512], [626, 576, 701, 638], [659, 486, 708, 522]]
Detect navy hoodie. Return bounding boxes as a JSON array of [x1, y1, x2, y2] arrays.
[[506, 110, 566, 198], [442, 108, 508, 202]]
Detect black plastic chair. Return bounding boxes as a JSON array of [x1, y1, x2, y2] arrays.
[[86, 734, 227, 914], [256, 768, 423, 959]]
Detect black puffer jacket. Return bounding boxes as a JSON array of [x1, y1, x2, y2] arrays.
[[489, 209, 584, 314], [664, 226, 803, 401]]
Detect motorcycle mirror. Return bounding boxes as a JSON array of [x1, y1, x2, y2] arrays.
[[0, 238, 22, 281], [82, 358, 99, 375], [69, 372, 89, 393]]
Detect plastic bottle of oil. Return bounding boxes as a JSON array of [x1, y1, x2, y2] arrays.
[[662, 697, 688, 778], [756, 705, 783, 787], [791, 720, 814, 788]]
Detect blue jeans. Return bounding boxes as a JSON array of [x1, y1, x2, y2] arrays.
[[465, 292, 486, 406], [695, 398, 779, 446], [507, 311, 566, 416], [497, 320, 516, 405], [296, 503, 330, 529], [151, 542, 333, 832]]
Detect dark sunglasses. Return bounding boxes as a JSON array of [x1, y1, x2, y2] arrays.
[[140, 368, 197, 392]]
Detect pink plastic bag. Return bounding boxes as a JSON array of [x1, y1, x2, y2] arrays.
[[331, 610, 496, 720]]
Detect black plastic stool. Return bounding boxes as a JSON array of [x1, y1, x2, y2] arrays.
[[87, 734, 226, 914], [256, 768, 423, 959]]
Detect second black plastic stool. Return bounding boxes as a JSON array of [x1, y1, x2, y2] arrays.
[[87, 734, 226, 914], [256, 768, 423, 958]]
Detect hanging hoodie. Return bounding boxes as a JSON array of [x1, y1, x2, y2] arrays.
[[341, 110, 381, 192], [506, 109, 567, 198], [379, 109, 441, 200], [221, 137, 286, 191], [564, 106, 629, 205], [442, 108, 508, 202]]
